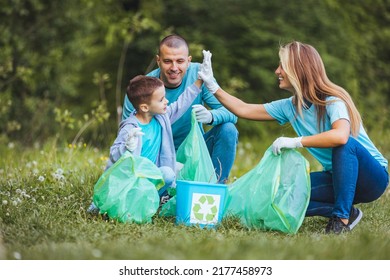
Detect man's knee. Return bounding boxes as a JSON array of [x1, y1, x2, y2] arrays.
[[214, 122, 239, 145]]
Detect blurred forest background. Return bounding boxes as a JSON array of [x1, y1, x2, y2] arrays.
[[1, 0, 389, 153]]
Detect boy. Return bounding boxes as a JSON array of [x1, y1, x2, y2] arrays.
[[108, 75, 203, 200], [88, 74, 204, 214]]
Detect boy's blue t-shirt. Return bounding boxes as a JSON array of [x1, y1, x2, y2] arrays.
[[122, 62, 237, 150], [264, 96, 388, 171], [138, 117, 161, 164]]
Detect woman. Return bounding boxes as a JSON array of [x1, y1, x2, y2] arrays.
[[199, 42, 389, 234]]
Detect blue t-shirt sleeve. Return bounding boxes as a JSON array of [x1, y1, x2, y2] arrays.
[[326, 98, 350, 124], [263, 98, 292, 125]]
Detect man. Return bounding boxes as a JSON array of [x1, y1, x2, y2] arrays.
[[122, 34, 238, 183]]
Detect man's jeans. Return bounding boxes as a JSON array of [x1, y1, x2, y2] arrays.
[[204, 122, 238, 184], [306, 137, 389, 218]]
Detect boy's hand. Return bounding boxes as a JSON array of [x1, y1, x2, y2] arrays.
[[192, 104, 213, 124], [198, 50, 219, 94], [272, 137, 303, 155], [125, 127, 144, 152]]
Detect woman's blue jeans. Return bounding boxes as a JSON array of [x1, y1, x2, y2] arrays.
[[306, 137, 389, 219]]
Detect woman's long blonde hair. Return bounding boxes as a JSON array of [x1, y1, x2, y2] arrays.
[[279, 41, 362, 136]]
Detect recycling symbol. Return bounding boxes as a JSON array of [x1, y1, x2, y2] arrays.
[[191, 194, 220, 223]]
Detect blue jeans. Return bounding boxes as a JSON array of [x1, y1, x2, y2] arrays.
[[157, 166, 176, 197], [204, 122, 238, 184], [306, 137, 389, 219]]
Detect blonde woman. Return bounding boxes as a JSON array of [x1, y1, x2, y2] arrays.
[[199, 42, 389, 234]]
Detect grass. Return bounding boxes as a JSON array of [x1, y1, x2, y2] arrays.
[[0, 138, 389, 260]]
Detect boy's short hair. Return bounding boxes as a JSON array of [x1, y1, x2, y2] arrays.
[[126, 75, 164, 109]]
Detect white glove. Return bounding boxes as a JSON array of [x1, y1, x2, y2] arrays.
[[272, 136, 303, 155], [198, 50, 219, 94], [125, 127, 144, 152], [192, 104, 213, 124]]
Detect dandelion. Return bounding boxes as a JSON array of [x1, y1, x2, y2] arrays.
[[91, 249, 102, 258], [52, 168, 65, 181], [8, 142, 15, 149], [13, 252, 22, 260], [2, 200, 7, 205], [38, 175, 45, 182]]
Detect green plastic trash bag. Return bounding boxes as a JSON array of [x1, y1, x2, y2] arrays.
[[224, 147, 310, 234], [176, 110, 218, 183], [159, 196, 176, 217], [93, 151, 164, 224], [160, 110, 217, 217]]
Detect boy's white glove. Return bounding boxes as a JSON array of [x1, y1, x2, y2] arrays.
[[125, 127, 144, 152], [198, 50, 219, 94], [272, 137, 303, 155], [192, 104, 213, 124]]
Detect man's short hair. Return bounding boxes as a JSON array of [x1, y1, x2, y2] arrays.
[[159, 34, 189, 55], [126, 75, 164, 109]]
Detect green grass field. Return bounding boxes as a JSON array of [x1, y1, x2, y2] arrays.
[[1, 139, 389, 260]]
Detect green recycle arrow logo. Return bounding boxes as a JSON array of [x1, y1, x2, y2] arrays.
[[192, 195, 219, 222]]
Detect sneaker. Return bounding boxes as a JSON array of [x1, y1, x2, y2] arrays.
[[348, 207, 363, 230], [325, 216, 349, 234], [160, 195, 172, 206], [87, 202, 100, 215]]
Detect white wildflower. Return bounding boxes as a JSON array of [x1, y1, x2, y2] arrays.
[[2, 200, 7, 205], [13, 252, 22, 260], [38, 176, 45, 182], [91, 249, 102, 258]]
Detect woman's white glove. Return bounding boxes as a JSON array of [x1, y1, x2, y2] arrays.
[[125, 127, 144, 152], [192, 104, 213, 124], [272, 137, 303, 155], [198, 50, 219, 94]]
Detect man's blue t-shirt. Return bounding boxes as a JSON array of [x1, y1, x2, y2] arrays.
[[122, 62, 237, 150]]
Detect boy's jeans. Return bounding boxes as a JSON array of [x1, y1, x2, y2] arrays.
[[306, 137, 389, 218], [157, 166, 176, 197]]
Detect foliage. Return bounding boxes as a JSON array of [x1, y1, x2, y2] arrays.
[[1, 0, 389, 147]]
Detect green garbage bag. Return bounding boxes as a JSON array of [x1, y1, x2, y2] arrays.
[[176, 110, 218, 183], [160, 110, 218, 217], [224, 147, 310, 234], [93, 151, 164, 224]]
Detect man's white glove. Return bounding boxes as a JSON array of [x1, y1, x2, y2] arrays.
[[272, 136, 303, 155], [192, 104, 213, 124], [198, 50, 219, 94], [125, 127, 144, 152]]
